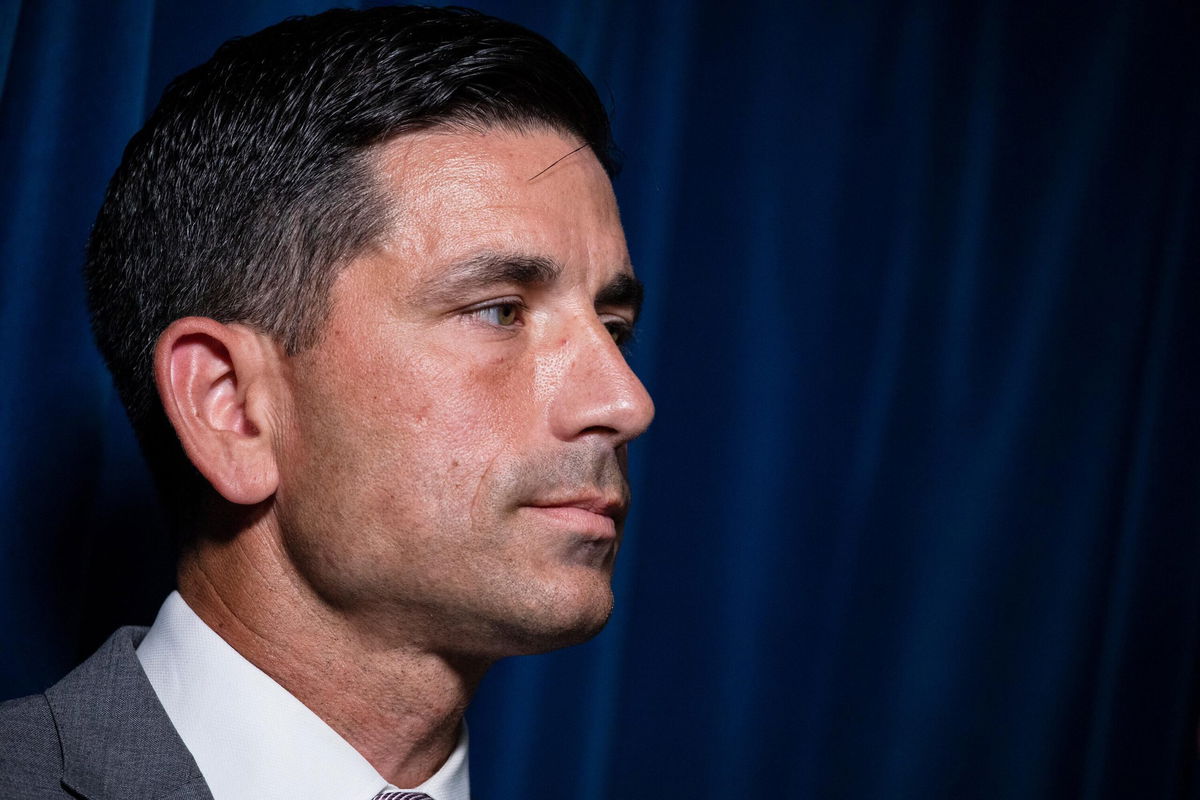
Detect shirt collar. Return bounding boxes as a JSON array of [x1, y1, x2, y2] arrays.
[[136, 591, 470, 800]]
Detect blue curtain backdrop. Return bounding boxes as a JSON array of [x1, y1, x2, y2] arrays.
[[2, 1, 1198, 798]]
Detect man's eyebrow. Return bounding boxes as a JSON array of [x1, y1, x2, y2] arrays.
[[414, 250, 644, 320], [416, 252, 562, 305], [597, 272, 645, 322]]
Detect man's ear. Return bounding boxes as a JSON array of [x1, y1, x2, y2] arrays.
[[154, 317, 285, 506]]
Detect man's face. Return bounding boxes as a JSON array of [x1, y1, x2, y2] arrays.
[[274, 126, 654, 660]]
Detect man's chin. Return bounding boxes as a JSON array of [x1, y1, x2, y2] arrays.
[[480, 582, 616, 658]]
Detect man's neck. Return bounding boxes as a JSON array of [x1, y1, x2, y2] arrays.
[[176, 521, 488, 788]]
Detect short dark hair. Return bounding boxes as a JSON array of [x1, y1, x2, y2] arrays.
[[84, 5, 616, 522]]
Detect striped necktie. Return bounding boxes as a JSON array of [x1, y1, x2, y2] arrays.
[[374, 792, 434, 800]]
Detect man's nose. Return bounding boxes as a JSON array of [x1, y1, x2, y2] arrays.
[[546, 316, 655, 446]]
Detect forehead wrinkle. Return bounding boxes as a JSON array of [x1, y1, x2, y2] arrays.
[[526, 142, 590, 183]]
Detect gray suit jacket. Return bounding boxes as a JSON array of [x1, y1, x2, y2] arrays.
[[0, 627, 214, 799]]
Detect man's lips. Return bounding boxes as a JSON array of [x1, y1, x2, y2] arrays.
[[523, 495, 626, 538]]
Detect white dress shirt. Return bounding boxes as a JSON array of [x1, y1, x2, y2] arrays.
[[136, 591, 470, 800]]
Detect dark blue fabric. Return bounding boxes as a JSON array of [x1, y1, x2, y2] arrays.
[[2, 2, 1197, 798]]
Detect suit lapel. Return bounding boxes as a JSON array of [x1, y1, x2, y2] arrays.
[[46, 626, 214, 800]]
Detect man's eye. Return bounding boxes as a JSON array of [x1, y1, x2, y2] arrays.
[[605, 320, 634, 347], [473, 302, 522, 327]]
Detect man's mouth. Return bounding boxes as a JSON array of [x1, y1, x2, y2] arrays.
[[523, 493, 626, 539]]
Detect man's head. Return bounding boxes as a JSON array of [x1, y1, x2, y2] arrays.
[[86, 5, 618, 514], [85, 7, 653, 658]]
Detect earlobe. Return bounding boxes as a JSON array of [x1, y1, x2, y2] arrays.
[[154, 317, 282, 506]]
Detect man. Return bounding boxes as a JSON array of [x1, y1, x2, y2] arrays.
[[0, 6, 653, 799]]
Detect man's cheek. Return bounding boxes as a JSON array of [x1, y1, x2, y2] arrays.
[[477, 347, 543, 418]]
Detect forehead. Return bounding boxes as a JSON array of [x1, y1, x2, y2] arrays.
[[365, 125, 628, 278]]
